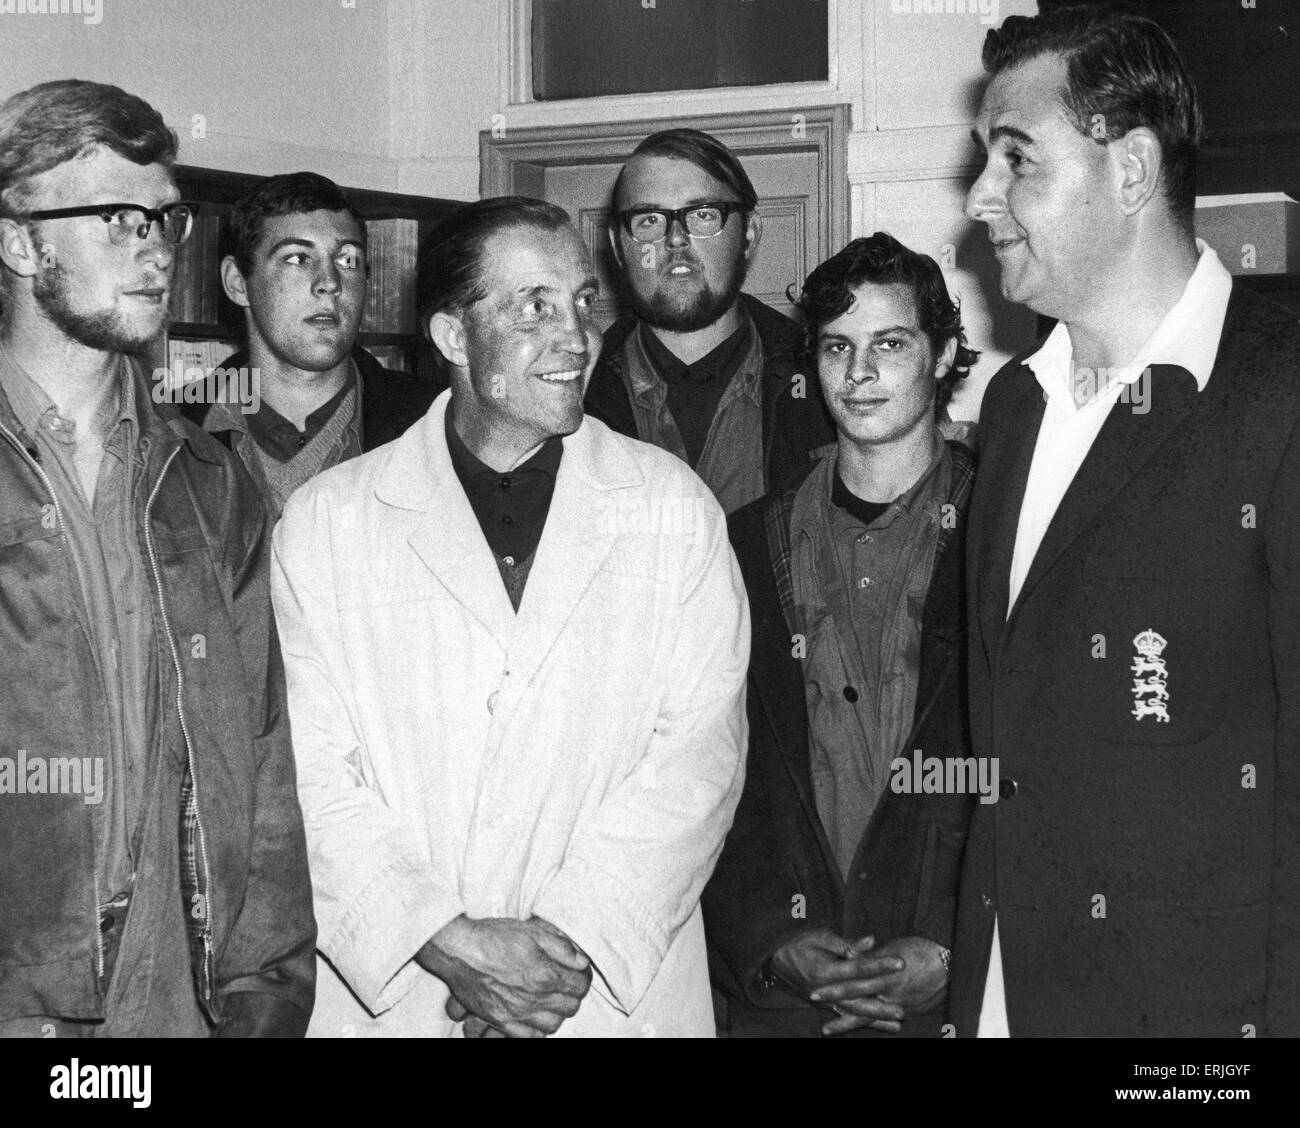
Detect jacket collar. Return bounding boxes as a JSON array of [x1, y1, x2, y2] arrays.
[[975, 284, 1253, 645], [1025, 239, 1231, 401], [377, 390, 645, 665]]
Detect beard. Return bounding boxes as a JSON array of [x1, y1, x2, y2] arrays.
[[626, 254, 747, 334], [32, 262, 160, 353]]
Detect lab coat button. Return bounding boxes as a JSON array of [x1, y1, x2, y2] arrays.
[[487, 690, 499, 714]]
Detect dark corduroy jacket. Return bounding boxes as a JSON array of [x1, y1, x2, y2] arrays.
[[702, 440, 978, 1037], [951, 285, 1300, 1037], [583, 293, 836, 495]]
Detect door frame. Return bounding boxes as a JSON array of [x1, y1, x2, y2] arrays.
[[479, 105, 851, 319]]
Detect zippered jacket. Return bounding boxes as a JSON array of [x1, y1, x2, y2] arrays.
[[0, 359, 316, 1035]]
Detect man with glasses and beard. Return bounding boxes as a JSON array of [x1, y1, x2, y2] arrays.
[[0, 80, 315, 1037], [585, 128, 834, 514]]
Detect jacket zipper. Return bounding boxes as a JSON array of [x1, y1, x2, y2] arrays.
[[142, 445, 215, 1001], [0, 421, 108, 982]]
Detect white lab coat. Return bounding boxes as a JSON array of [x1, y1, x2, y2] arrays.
[[270, 391, 748, 1037]]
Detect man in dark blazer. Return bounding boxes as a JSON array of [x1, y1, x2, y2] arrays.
[[955, 6, 1300, 1037], [584, 128, 834, 514], [703, 233, 982, 1037]]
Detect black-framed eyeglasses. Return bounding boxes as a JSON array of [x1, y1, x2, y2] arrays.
[[618, 201, 744, 244], [23, 201, 199, 246]]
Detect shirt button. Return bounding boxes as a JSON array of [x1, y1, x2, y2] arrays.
[[1000, 778, 1018, 799], [501, 515, 515, 526], [856, 533, 870, 545], [499, 477, 512, 489], [487, 690, 499, 714], [297, 435, 308, 448], [843, 685, 859, 703], [858, 577, 871, 589]]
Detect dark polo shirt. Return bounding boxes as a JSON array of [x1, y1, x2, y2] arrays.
[[445, 412, 563, 609]]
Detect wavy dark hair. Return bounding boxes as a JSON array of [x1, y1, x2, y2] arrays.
[[793, 232, 978, 416], [982, 5, 1203, 237], [415, 195, 572, 360], [227, 171, 367, 276]]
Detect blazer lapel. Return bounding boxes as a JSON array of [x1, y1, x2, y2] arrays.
[[1009, 364, 1198, 623], [975, 365, 1043, 657]]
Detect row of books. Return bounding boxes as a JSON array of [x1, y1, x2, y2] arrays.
[[168, 212, 421, 335], [360, 217, 420, 335], [169, 210, 225, 325]]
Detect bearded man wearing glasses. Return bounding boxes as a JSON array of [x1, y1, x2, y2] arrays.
[[585, 128, 835, 514], [0, 79, 315, 1037]]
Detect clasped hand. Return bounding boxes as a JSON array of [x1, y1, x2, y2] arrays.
[[417, 915, 592, 1039], [770, 928, 948, 1036]]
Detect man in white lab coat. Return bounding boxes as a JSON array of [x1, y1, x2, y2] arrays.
[[271, 196, 749, 1038]]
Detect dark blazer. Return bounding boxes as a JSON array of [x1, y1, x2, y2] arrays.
[[950, 285, 1300, 1037], [185, 344, 437, 453], [702, 441, 978, 1037], [583, 292, 836, 495]]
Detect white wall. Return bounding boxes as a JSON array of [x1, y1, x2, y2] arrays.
[[0, 0, 1039, 415], [404, 0, 1040, 418], [0, 0, 438, 191]]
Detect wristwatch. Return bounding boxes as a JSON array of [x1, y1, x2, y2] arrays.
[[938, 945, 952, 974]]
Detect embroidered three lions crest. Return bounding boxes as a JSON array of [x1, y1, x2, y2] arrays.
[[1131, 629, 1170, 723]]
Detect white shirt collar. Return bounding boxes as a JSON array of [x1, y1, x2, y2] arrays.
[[1025, 240, 1233, 405]]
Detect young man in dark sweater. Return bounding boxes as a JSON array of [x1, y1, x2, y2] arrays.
[[188, 172, 434, 520]]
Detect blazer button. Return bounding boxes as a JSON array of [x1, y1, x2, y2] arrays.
[[487, 690, 499, 714], [999, 778, 1017, 799], [843, 685, 859, 703]]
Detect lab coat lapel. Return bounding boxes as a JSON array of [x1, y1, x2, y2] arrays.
[[379, 393, 517, 647], [509, 420, 640, 682]]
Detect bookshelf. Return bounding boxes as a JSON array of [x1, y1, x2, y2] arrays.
[[159, 165, 462, 386]]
